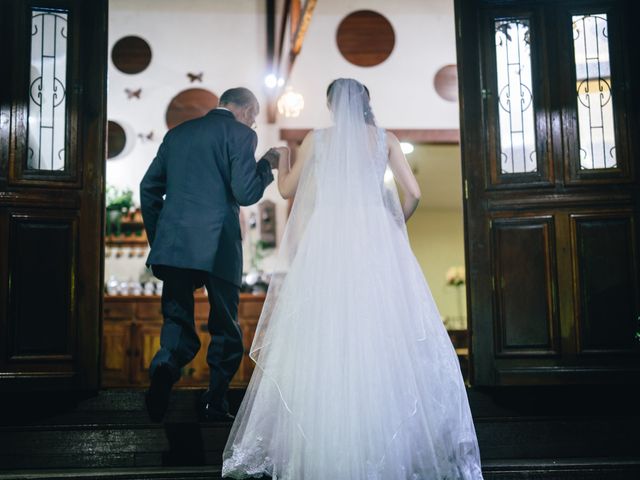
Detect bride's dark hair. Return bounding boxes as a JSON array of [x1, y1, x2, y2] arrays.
[[326, 78, 376, 125]]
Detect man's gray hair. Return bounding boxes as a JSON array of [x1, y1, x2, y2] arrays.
[[219, 87, 258, 107]]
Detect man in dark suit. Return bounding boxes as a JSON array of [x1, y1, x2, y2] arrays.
[[140, 87, 279, 422]]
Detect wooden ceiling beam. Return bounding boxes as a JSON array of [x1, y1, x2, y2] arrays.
[[288, 0, 317, 74], [266, 0, 276, 72], [276, 0, 291, 70], [265, 0, 277, 122], [266, 0, 317, 123]]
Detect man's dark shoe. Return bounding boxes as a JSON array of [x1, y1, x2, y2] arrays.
[[198, 401, 235, 423], [145, 364, 174, 422]]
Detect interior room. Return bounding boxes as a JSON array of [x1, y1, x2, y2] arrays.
[[102, 0, 470, 389]]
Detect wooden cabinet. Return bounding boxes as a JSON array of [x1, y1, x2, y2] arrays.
[[105, 208, 148, 248], [102, 320, 133, 387], [102, 293, 265, 388], [236, 299, 262, 383]]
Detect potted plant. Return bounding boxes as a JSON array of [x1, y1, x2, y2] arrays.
[[106, 186, 133, 237]]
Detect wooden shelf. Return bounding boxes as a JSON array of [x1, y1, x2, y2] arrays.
[[105, 234, 148, 247], [106, 208, 147, 246], [104, 292, 266, 301]]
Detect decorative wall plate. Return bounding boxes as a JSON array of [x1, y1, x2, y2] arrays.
[[165, 88, 219, 129], [434, 64, 459, 102], [107, 120, 126, 159], [112, 36, 152, 74], [336, 10, 395, 67]]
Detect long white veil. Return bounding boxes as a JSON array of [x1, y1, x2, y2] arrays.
[[224, 78, 483, 480], [251, 78, 406, 362]]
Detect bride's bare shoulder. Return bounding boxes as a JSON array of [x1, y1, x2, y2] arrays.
[[302, 130, 317, 145], [297, 130, 316, 159], [385, 130, 399, 144]]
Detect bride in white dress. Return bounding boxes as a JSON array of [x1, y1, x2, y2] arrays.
[[222, 78, 483, 480]]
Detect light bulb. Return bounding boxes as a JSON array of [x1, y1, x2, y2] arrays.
[[264, 74, 278, 89], [400, 142, 414, 154]]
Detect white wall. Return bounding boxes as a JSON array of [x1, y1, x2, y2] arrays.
[[407, 209, 467, 328], [107, 0, 276, 205], [106, 0, 286, 282], [279, 0, 459, 130], [107, 0, 459, 199]]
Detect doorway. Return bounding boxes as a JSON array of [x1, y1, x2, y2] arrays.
[[403, 142, 470, 381]]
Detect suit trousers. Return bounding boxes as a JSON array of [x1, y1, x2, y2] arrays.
[[149, 265, 243, 412]]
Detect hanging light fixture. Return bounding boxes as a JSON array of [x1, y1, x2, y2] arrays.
[[277, 86, 304, 118]]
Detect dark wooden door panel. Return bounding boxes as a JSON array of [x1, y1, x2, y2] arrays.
[[492, 216, 559, 357], [7, 211, 77, 363], [571, 212, 639, 354]]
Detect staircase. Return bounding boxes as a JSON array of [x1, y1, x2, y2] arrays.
[[0, 387, 638, 479]]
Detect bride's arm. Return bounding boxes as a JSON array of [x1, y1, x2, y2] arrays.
[[386, 131, 421, 221], [277, 131, 314, 199]]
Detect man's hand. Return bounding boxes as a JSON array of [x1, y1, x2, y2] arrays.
[[274, 146, 289, 157], [262, 147, 281, 169]]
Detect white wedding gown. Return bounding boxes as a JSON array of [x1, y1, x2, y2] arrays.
[[222, 82, 483, 480]]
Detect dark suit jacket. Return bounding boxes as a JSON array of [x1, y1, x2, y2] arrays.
[[140, 109, 274, 287]]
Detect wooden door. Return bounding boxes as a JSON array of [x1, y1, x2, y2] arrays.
[[455, 0, 640, 385], [0, 0, 107, 391]]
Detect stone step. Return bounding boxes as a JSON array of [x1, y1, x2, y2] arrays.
[[1, 388, 638, 477], [1, 459, 639, 480]]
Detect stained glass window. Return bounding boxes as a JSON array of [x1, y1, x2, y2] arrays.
[[27, 9, 68, 172], [495, 18, 537, 174], [573, 14, 616, 170]]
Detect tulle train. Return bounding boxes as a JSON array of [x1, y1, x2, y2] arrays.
[[222, 204, 483, 479]]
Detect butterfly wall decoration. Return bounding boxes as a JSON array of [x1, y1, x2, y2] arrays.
[[137, 131, 154, 142], [187, 72, 203, 83], [125, 88, 142, 99]]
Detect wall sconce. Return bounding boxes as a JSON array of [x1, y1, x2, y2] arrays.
[[277, 86, 304, 118]]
